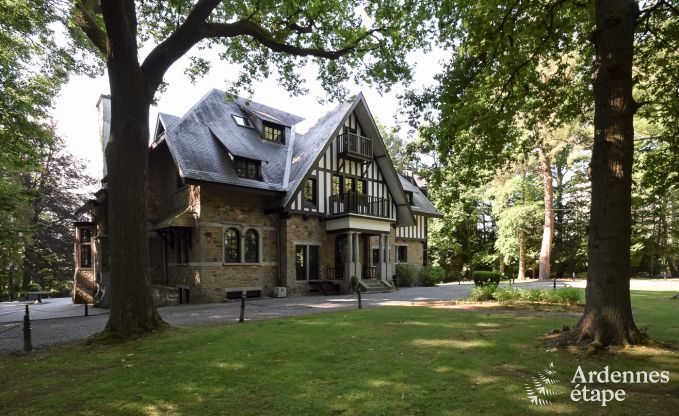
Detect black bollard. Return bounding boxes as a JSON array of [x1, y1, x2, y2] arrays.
[[239, 295, 246, 323], [23, 305, 32, 353], [357, 288, 362, 309], [553, 277, 557, 290], [84, 303, 89, 317]]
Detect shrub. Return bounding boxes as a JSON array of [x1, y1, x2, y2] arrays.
[[395, 264, 416, 287], [472, 271, 503, 288], [553, 288, 582, 305], [522, 288, 546, 303], [493, 287, 522, 302], [469, 286, 496, 301], [419, 266, 445, 286], [28, 282, 41, 292]]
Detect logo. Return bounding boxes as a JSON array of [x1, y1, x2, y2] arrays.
[[524, 362, 562, 406], [525, 362, 671, 407]]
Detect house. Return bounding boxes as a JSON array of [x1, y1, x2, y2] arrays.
[[73, 90, 442, 307]]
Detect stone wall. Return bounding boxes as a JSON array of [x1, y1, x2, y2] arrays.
[[166, 184, 281, 303], [395, 239, 425, 269]]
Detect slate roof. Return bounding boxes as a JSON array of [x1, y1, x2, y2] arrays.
[[398, 174, 443, 217], [155, 88, 439, 217]]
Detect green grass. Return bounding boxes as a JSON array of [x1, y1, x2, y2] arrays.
[[1, 290, 678, 415]]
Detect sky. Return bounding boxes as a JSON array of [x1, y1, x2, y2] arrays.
[[52, 45, 448, 183]]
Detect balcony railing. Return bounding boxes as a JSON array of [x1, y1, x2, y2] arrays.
[[325, 267, 345, 281], [337, 132, 373, 161], [328, 192, 391, 219]]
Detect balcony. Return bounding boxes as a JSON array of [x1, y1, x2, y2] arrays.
[[328, 192, 391, 219], [337, 132, 373, 162]]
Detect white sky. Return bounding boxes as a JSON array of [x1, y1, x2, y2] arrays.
[[52, 45, 447, 183]]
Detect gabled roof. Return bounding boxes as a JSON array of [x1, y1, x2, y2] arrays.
[[398, 174, 443, 218], [151, 89, 437, 224]]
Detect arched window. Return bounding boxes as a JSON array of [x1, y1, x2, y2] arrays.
[[244, 229, 259, 263], [224, 228, 241, 263]]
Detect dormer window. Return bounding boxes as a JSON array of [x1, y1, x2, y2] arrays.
[[262, 121, 285, 143], [232, 114, 254, 128], [235, 157, 261, 181], [405, 191, 414, 205]]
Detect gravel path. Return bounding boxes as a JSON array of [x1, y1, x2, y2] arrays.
[[2, 279, 676, 355]]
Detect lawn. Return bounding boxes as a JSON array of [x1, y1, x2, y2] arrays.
[[0, 290, 677, 415]]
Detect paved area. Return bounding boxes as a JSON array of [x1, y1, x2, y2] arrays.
[[1, 279, 677, 354]]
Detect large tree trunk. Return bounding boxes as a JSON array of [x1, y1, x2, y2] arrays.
[[518, 227, 526, 280], [575, 0, 642, 347], [537, 147, 554, 280], [101, 2, 164, 336]]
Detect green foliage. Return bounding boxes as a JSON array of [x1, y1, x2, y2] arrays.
[[27, 282, 42, 292], [419, 265, 445, 286], [492, 287, 522, 303], [471, 271, 503, 288], [469, 285, 496, 301], [395, 264, 416, 287], [468, 286, 582, 306]]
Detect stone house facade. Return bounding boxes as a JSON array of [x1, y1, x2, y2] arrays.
[[74, 91, 441, 306]]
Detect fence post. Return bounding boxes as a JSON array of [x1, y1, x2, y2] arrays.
[[357, 288, 362, 309], [23, 305, 32, 353], [239, 295, 246, 323], [84, 303, 89, 317]]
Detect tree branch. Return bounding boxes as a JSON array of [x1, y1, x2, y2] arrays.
[[204, 20, 381, 59], [142, 0, 383, 98], [73, 0, 107, 55]]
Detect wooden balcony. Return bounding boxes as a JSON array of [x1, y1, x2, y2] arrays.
[[337, 132, 373, 162], [328, 192, 391, 219]]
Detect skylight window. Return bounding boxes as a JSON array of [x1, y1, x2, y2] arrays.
[[232, 114, 254, 128]]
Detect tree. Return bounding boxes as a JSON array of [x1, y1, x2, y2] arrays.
[[21, 132, 97, 293], [0, 0, 78, 300], [409, 0, 679, 346], [68, 0, 432, 336]]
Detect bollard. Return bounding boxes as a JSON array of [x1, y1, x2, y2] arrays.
[[553, 277, 557, 290], [239, 295, 246, 323], [23, 305, 32, 353], [84, 303, 89, 317], [357, 288, 362, 309]]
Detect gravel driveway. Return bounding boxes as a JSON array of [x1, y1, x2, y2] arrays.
[[1, 279, 676, 355]]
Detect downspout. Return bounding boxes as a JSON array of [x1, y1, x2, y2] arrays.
[[278, 125, 296, 288]]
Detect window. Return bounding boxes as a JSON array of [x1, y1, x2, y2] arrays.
[[405, 191, 414, 205], [224, 228, 241, 263], [303, 178, 317, 205], [235, 157, 261, 181], [262, 121, 284, 143], [232, 114, 254, 128], [244, 229, 259, 263], [79, 228, 93, 268], [397, 245, 408, 263], [356, 179, 367, 194], [295, 245, 320, 280], [344, 176, 355, 193], [332, 175, 342, 195]]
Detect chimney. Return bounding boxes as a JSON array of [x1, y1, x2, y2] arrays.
[[96, 94, 111, 181]]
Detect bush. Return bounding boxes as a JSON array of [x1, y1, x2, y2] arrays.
[[469, 286, 496, 301], [472, 271, 503, 288], [522, 288, 546, 303], [419, 266, 445, 286], [493, 287, 522, 302], [553, 288, 582, 305], [27, 282, 42, 292], [395, 264, 416, 287]]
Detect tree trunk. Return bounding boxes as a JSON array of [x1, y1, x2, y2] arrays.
[[100, 2, 165, 336], [537, 147, 554, 280], [575, 0, 642, 347], [518, 227, 526, 280]]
